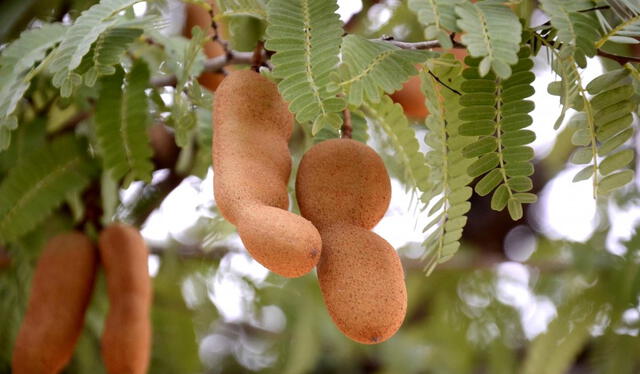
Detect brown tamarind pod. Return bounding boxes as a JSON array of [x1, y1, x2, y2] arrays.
[[295, 138, 391, 230], [99, 223, 151, 374], [296, 138, 406, 344], [317, 224, 407, 344], [213, 70, 321, 278], [12, 231, 97, 374]]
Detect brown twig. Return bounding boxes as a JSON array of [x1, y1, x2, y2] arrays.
[[596, 49, 640, 65], [341, 108, 352, 139], [208, 8, 230, 56], [251, 40, 265, 72], [377, 35, 466, 50]]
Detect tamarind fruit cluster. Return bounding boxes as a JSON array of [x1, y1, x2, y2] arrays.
[[212, 70, 321, 278], [296, 139, 407, 344], [12, 223, 151, 374]]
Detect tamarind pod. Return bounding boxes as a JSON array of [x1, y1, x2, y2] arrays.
[[317, 224, 407, 344], [184, 1, 226, 91], [12, 231, 98, 374], [213, 70, 321, 277], [99, 224, 151, 374], [295, 138, 391, 230]]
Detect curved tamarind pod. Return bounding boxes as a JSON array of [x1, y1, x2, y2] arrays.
[[12, 232, 97, 374], [317, 224, 407, 344], [99, 224, 151, 374], [296, 138, 406, 344], [295, 139, 391, 230], [213, 70, 321, 278]]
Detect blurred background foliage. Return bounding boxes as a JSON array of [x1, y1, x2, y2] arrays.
[[1, 0, 640, 373]]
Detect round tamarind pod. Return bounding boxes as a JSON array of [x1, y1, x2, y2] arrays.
[[99, 224, 151, 374], [213, 70, 321, 278], [184, 1, 226, 91], [12, 231, 97, 374], [295, 138, 391, 230], [317, 224, 407, 344]]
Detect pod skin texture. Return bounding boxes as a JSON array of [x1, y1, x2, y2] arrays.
[[12, 231, 97, 374], [296, 139, 406, 344], [213, 70, 321, 278], [99, 224, 151, 374]]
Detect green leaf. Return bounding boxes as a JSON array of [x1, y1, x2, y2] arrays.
[[0, 136, 95, 243], [89, 26, 143, 83], [216, 0, 267, 20], [460, 46, 536, 216], [419, 55, 474, 274], [491, 184, 509, 211], [49, 0, 143, 96], [95, 62, 153, 186], [0, 23, 67, 150], [539, 0, 601, 68], [409, 0, 461, 48], [507, 198, 523, 220], [468, 152, 499, 178], [599, 170, 635, 193], [265, 0, 345, 133], [455, 1, 522, 79], [507, 176, 532, 192], [364, 96, 429, 191], [600, 149, 634, 175], [586, 68, 630, 95], [475, 168, 502, 196], [338, 35, 433, 106], [572, 165, 594, 182]]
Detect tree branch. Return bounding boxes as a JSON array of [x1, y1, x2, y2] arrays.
[[596, 49, 640, 65], [150, 51, 255, 87]]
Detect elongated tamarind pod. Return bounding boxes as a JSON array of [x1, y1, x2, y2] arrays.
[[12, 231, 97, 374], [296, 139, 406, 344], [213, 70, 321, 278], [99, 224, 151, 374]]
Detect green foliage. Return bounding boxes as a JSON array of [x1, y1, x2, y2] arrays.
[[596, 0, 640, 48], [569, 71, 636, 195], [216, 0, 267, 20], [408, 0, 461, 49], [83, 26, 143, 86], [0, 136, 95, 243], [265, 0, 345, 134], [337, 35, 433, 106], [455, 0, 522, 78], [419, 56, 474, 273], [0, 23, 67, 150], [95, 62, 153, 186], [49, 0, 143, 97], [539, 0, 601, 68], [364, 96, 429, 192], [459, 47, 537, 220], [547, 52, 583, 130], [313, 112, 369, 144]]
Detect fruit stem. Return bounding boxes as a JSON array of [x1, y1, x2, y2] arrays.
[[341, 108, 352, 139]]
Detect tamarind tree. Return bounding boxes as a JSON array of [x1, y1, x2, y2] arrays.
[[1, 0, 640, 372]]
